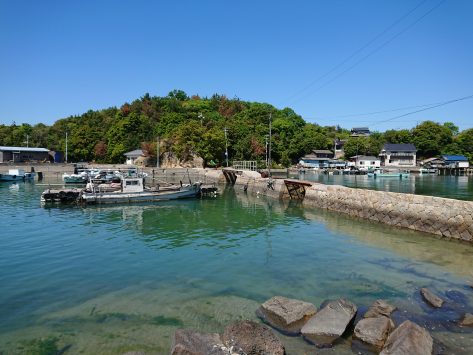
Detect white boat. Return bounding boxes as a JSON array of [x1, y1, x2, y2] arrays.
[[63, 172, 88, 184], [0, 169, 36, 181], [80, 176, 202, 204]]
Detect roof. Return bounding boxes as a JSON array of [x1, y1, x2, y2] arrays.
[[382, 143, 417, 152], [0, 146, 49, 152], [300, 155, 330, 161], [351, 127, 370, 131], [442, 155, 468, 162], [356, 155, 379, 160], [312, 150, 333, 154], [124, 149, 144, 157], [421, 157, 442, 163]]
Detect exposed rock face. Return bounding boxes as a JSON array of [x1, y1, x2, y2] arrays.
[[380, 320, 433, 355], [161, 152, 204, 168], [354, 316, 394, 349], [222, 320, 285, 355], [171, 329, 230, 355], [257, 296, 317, 334], [301, 298, 357, 346], [459, 313, 473, 326], [364, 300, 397, 318], [420, 288, 444, 308]]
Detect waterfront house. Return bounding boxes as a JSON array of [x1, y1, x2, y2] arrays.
[[379, 143, 417, 167], [350, 155, 381, 169], [312, 150, 334, 158], [299, 154, 330, 169], [420, 157, 444, 169], [0, 146, 50, 163], [351, 127, 371, 136], [441, 155, 470, 168], [124, 149, 145, 165]]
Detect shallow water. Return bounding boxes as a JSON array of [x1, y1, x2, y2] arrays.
[[0, 181, 472, 354], [295, 171, 473, 200]]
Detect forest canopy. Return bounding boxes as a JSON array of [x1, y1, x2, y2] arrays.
[[0, 91, 471, 166]]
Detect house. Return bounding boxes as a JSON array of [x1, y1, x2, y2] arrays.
[[124, 149, 144, 165], [299, 154, 330, 169], [379, 143, 417, 167], [350, 155, 381, 169], [312, 150, 334, 158], [0, 146, 50, 163], [334, 139, 346, 159], [351, 127, 371, 136], [441, 155, 469, 168]]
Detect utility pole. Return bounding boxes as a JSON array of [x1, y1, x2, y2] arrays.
[[268, 113, 272, 178], [224, 127, 229, 167], [65, 131, 68, 164], [156, 136, 160, 168], [24, 134, 29, 147], [265, 135, 268, 167]]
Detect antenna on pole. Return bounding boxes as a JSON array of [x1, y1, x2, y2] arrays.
[[268, 113, 272, 178]]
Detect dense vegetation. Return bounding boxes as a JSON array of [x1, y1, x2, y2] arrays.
[[0, 91, 472, 166]]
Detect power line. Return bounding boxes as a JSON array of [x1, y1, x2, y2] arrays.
[[369, 94, 473, 127], [288, 0, 446, 106], [286, 0, 428, 104]]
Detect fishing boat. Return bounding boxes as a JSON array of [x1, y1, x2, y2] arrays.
[[368, 169, 410, 178], [79, 176, 202, 204], [0, 168, 36, 181], [62, 172, 89, 184]]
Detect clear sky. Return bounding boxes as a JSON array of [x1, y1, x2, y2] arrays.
[[1, 0, 472, 131]]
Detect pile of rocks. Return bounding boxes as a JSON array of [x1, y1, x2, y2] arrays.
[[170, 288, 473, 354]]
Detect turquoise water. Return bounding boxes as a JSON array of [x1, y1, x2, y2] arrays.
[[295, 171, 473, 201], [0, 181, 473, 354]]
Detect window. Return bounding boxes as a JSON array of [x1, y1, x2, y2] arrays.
[[126, 180, 139, 186]]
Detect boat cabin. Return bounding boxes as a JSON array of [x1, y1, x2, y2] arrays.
[[122, 177, 145, 193]]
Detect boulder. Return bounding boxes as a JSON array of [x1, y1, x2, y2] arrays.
[[363, 300, 397, 318], [354, 316, 394, 349], [257, 296, 317, 334], [171, 329, 230, 355], [222, 320, 285, 355], [459, 313, 473, 327], [420, 288, 444, 308], [301, 298, 357, 346], [380, 320, 433, 355]]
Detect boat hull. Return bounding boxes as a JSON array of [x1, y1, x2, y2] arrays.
[[80, 185, 201, 204]]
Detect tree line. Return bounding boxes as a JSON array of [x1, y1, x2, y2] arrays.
[[0, 91, 472, 166]]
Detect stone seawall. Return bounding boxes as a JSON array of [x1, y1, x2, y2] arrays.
[[232, 174, 473, 243], [302, 183, 473, 242]]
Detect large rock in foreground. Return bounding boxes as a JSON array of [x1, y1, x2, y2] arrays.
[[257, 296, 317, 334], [420, 288, 444, 308], [354, 316, 394, 349], [301, 298, 357, 346], [459, 313, 473, 327], [380, 320, 433, 355], [222, 320, 285, 355], [171, 329, 230, 355], [364, 300, 397, 318]]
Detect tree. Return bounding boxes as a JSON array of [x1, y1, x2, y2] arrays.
[[412, 121, 453, 157], [383, 129, 412, 144]]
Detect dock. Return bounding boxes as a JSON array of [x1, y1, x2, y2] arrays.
[[41, 188, 83, 203]]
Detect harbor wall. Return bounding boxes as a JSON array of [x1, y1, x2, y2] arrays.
[[233, 174, 473, 243], [301, 183, 473, 242]]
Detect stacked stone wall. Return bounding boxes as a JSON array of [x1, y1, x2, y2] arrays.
[[302, 183, 473, 242]]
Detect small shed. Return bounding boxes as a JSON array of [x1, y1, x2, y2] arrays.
[[124, 149, 144, 165], [0, 146, 50, 163], [441, 155, 469, 168]]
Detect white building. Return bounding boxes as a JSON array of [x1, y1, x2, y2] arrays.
[[351, 155, 381, 170], [124, 149, 144, 165], [379, 143, 417, 167]]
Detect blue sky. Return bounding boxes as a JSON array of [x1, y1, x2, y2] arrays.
[[1, 0, 472, 131]]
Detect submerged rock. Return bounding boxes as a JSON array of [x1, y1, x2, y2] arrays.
[[363, 300, 397, 318], [301, 298, 357, 346], [256, 296, 317, 334], [222, 320, 285, 355], [380, 320, 433, 355], [354, 316, 394, 349], [171, 329, 230, 355], [459, 313, 473, 327], [420, 288, 444, 308]]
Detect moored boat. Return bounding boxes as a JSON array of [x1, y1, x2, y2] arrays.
[[368, 169, 410, 178], [79, 176, 202, 204], [0, 168, 36, 181]]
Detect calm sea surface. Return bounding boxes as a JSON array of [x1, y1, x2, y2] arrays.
[[0, 180, 472, 354], [295, 171, 473, 201]]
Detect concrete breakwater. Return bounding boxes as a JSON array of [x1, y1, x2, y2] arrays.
[[230, 171, 473, 243]]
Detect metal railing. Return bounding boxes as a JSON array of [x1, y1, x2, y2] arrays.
[[232, 161, 257, 171]]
